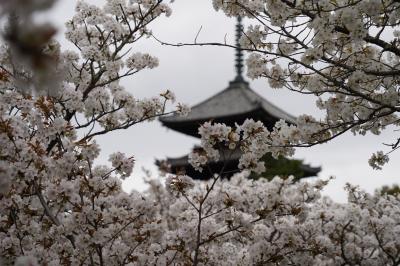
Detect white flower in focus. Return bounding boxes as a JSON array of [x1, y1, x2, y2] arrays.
[[109, 152, 135, 179], [165, 174, 194, 196], [176, 103, 191, 116], [188, 151, 208, 172], [126, 52, 159, 70]]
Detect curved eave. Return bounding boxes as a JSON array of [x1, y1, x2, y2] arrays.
[[161, 107, 296, 138], [157, 154, 321, 180]]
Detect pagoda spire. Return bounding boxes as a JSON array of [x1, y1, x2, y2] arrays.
[[234, 16, 245, 82]]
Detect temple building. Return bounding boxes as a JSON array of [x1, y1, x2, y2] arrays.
[[158, 18, 320, 180]]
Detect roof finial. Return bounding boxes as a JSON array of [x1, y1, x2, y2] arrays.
[[234, 16, 244, 82]]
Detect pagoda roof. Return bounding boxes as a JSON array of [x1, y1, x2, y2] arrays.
[[160, 80, 297, 137], [156, 148, 321, 180], [157, 17, 320, 181]]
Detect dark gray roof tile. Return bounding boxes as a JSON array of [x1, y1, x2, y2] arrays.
[[160, 81, 296, 125]]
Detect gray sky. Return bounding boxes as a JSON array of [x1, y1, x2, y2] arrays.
[[48, 0, 400, 202]]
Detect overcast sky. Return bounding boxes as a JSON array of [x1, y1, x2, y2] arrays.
[[47, 0, 400, 202]]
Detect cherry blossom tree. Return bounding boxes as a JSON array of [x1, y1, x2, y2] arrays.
[[209, 0, 400, 169], [1, 0, 400, 266], [0, 0, 184, 264]]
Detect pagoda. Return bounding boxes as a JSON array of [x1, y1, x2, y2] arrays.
[[158, 18, 320, 180]]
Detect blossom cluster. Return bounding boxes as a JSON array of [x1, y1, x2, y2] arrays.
[[4, 164, 400, 265], [0, 1, 188, 264], [156, 173, 400, 265], [109, 152, 135, 179], [0, 0, 187, 186], [189, 120, 266, 174], [189, 118, 324, 175]]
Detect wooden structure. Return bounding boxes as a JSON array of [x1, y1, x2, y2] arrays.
[[158, 17, 320, 180]]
